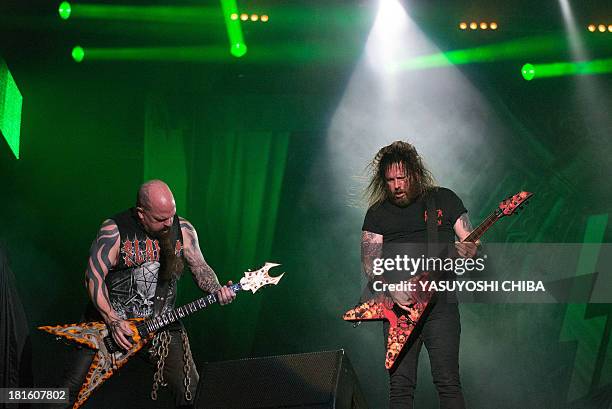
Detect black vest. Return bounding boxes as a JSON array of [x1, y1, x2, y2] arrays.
[[104, 208, 184, 320]]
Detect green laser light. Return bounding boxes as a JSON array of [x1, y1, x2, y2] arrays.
[[521, 63, 535, 81], [230, 42, 247, 58], [72, 46, 85, 62], [58, 1, 72, 20]]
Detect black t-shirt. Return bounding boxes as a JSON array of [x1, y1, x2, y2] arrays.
[[363, 187, 467, 303], [362, 187, 467, 244]]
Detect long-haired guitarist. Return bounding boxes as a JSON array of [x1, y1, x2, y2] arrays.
[[362, 141, 478, 409], [53, 180, 236, 408]]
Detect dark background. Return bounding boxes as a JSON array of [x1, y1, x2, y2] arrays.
[[1, 1, 611, 408]]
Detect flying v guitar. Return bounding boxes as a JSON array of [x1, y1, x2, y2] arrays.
[[39, 262, 284, 409], [343, 191, 533, 369]]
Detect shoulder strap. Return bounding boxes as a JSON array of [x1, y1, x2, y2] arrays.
[[153, 279, 170, 315], [425, 193, 438, 256]]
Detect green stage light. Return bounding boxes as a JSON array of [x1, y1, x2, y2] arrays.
[[521, 63, 535, 81], [58, 1, 71, 20], [390, 35, 561, 72], [54, 4, 221, 23], [72, 46, 85, 62], [0, 58, 22, 159], [220, 0, 248, 58], [521, 58, 612, 80], [231, 42, 247, 58], [67, 46, 230, 61]]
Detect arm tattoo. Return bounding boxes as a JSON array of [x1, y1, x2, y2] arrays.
[[85, 219, 120, 322], [458, 213, 473, 232], [361, 231, 383, 281], [180, 219, 195, 233], [181, 219, 222, 294], [190, 259, 222, 294]]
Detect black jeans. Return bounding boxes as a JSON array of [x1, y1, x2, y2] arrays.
[[44, 329, 198, 409], [384, 300, 465, 409]]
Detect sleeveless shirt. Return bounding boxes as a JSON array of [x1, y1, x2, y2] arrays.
[[104, 208, 184, 319]]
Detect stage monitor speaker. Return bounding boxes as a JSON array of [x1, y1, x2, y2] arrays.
[[194, 349, 368, 409]]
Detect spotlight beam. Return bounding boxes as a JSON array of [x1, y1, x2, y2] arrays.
[[220, 0, 247, 57], [71, 46, 230, 61], [558, 0, 588, 60], [60, 1, 248, 58], [390, 35, 564, 72], [523, 58, 612, 80], [69, 43, 359, 63], [59, 4, 222, 23]]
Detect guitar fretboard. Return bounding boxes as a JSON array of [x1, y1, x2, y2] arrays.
[[463, 210, 501, 243], [138, 282, 243, 335]]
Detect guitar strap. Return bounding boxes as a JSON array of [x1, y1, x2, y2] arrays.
[[356, 193, 440, 306], [153, 278, 171, 316], [425, 192, 441, 304], [153, 240, 177, 316], [425, 192, 439, 258]]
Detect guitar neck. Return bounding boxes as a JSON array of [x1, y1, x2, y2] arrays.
[[140, 282, 243, 335], [463, 210, 502, 243]]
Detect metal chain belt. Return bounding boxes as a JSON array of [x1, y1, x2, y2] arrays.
[[150, 330, 170, 401], [150, 329, 193, 402], [181, 329, 193, 402]]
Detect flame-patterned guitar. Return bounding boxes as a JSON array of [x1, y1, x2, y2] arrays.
[[343, 191, 533, 369], [39, 262, 284, 409]]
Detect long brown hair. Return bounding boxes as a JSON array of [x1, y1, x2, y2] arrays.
[[365, 141, 436, 207]]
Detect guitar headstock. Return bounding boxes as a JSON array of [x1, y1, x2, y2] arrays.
[[240, 262, 284, 294], [499, 191, 533, 216]]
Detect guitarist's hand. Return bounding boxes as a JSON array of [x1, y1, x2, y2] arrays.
[[108, 319, 134, 350], [455, 241, 478, 258], [217, 281, 236, 305]]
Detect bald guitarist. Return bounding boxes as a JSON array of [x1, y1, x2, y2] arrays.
[[361, 141, 477, 409], [55, 180, 235, 409]]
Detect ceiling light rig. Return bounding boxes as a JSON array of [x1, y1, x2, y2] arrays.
[[459, 21, 498, 31], [231, 13, 268, 23], [586, 23, 612, 32]]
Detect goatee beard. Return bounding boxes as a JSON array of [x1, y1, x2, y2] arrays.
[[150, 227, 171, 240], [389, 191, 413, 207], [158, 233, 184, 281]]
